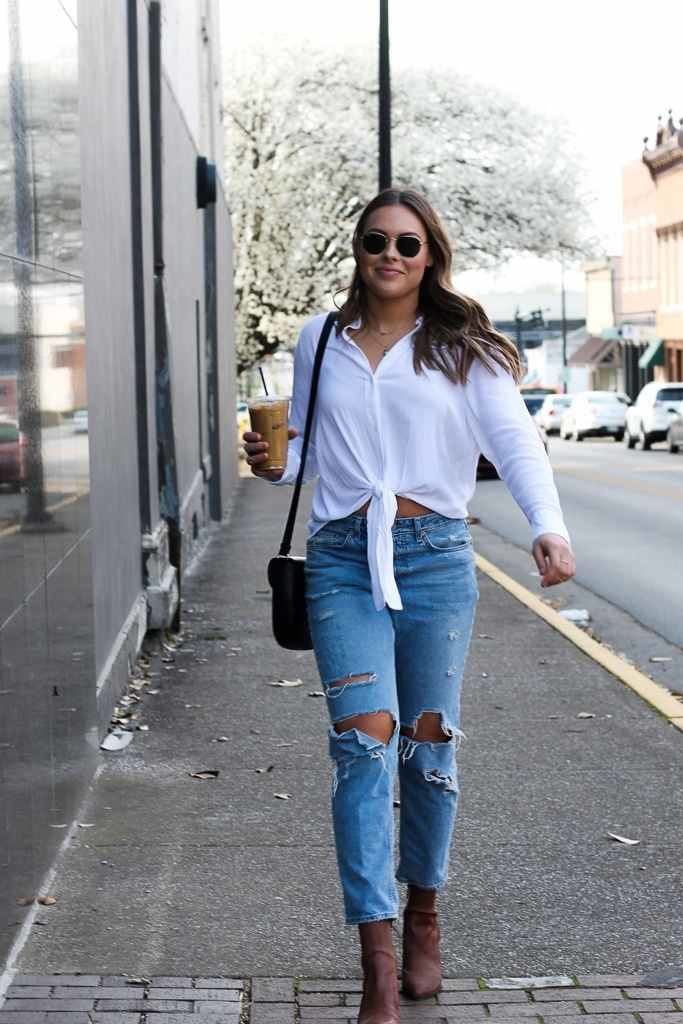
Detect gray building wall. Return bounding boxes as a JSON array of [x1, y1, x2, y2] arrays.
[[79, 1, 148, 725], [0, 0, 237, 969]]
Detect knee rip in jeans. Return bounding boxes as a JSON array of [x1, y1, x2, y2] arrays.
[[329, 710, 397, 797], [324, 671, 378, 700], [398, 710, 464, 793]]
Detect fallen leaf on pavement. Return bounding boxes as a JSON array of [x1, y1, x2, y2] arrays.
[[607, 831, 639, 846], [269, 678, 304, 687], [649, 656, 672, 663], [274, 792, 291, 800], [577, 712, 595, 719], [100, 729, 134, 752], [308, 690, 325, 697], [15, 897, 34, 905], [78, 823, 95, 828], [37, 895, 57, 906], [189, 770, 220, 780], [559, 608, 591, 624]]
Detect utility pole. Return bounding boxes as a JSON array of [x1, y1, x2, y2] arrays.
[[378, 0, 391, 191]]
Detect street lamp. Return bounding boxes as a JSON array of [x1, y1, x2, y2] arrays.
[[378, 0, 391, 191]]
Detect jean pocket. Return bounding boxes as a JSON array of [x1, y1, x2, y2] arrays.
[[307, 524, 354, 550], [420, 520, 471, 552]]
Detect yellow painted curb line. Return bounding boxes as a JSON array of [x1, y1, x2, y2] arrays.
[[474, 552, 683, 733], [0, 490, 88, 539]]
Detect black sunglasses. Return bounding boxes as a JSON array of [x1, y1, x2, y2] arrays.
[[360, 230, 426, 259]]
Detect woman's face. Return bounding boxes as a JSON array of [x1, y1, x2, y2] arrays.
[[356, 204, 433, 303]]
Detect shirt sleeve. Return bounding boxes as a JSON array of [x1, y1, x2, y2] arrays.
[[464, 357, 571, 545], [268, 318, 320, 487]]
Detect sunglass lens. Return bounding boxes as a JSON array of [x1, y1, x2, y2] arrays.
[[396, 236, 421, 258], [362, 232, 386, 255]]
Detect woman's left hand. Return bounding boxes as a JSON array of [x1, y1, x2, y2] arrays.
[[532, 534, 576, 588]]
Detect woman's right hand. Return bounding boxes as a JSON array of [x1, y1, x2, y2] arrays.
[[242, 428, 299, 481]]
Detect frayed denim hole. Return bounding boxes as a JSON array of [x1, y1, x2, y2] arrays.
[[328, 714, 397, 789], [323, 671, 378, 700], [424, 766, 459, 794], [400, 711, 466, 755]]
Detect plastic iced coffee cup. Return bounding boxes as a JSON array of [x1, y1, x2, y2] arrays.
[[247, 395, 290, 471]]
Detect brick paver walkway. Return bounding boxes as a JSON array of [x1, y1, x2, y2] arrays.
[[2, 975, 682, 1024]]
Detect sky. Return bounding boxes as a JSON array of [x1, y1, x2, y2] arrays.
[[221, 0, 683, 317]]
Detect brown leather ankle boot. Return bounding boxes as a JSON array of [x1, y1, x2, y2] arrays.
[[357, 920, 400, 1024], [401, 890, 442, 1000]]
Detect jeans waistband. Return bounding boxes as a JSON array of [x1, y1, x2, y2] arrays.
[[341, 511, 463, 539]]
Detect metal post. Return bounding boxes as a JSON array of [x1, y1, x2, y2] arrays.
[[8, 0, 48, 527], [560, 255, 568, 393], [378, 0, 391, 191], [514, 307, 523, 357]]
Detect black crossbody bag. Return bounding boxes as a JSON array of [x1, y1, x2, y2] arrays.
[[267, 312, 337, 650]]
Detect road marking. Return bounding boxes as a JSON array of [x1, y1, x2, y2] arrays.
[[552, 465, 683, 499], [474, 552, 683, 733], [0, 490, 88, 539]]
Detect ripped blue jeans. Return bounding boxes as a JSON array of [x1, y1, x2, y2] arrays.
[[304, 512, 479, 925]]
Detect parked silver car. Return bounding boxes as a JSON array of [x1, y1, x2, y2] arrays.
[[624, 382, 683, 449], [667, 410, 683, 454]]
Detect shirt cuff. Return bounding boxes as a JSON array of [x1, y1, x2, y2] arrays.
[[530, 513, 571, 547]]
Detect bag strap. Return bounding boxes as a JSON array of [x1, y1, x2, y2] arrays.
[[278, 311, 337, 556]]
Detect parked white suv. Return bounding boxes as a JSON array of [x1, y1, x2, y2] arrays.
[[624, 382, 683, 450], [559, 391, 626, 442]]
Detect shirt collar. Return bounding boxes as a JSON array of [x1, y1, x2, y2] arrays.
[[341, 314, 423, 341]]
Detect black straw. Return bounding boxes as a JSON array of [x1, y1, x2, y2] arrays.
[[259, 367, 269, 395]]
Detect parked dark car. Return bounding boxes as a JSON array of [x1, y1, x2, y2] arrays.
[[477, 393, 548, 479], [0, 419, 27, 491], [667, 411, 683, 454]]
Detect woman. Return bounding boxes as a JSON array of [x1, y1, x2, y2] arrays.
[[243, 189, 575, 1024]]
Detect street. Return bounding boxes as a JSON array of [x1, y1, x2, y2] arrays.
[[470, 436, 683, 647]]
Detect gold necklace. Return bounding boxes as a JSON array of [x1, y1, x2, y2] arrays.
[[364, 317, 417, 356]]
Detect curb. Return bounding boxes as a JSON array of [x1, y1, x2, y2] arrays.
[[474, 553, 683, 733]]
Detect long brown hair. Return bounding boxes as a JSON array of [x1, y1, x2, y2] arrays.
[[337, 189, 522, 385]]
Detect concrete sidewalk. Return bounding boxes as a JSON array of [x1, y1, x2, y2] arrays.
[[3, 478, 682, 1011]]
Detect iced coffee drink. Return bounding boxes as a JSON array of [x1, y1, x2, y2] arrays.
[[247, 396, 290, 471]]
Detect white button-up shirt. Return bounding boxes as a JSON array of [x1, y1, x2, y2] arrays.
[[272, 312, 570, 611]]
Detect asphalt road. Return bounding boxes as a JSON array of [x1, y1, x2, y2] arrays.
[[469, 434, 683, 647]]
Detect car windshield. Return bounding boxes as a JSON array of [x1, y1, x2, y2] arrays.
[[523, 396, 545, 415], [657, 388, 683, 403], [0, 424, 19, 442]]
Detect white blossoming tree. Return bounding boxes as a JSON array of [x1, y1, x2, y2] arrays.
[[223, 47, 591, 372]]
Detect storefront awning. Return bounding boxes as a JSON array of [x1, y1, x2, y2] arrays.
[[638, 338, 665, 369], [567, 336, 618, 367]]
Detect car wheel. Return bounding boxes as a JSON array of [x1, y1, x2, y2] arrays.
[[624, 427, 636, 449], [668, 431, 680, 454], [636, 425, 652, 451], [574, 430, 583, 442], [614, 430, 624, 442]]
